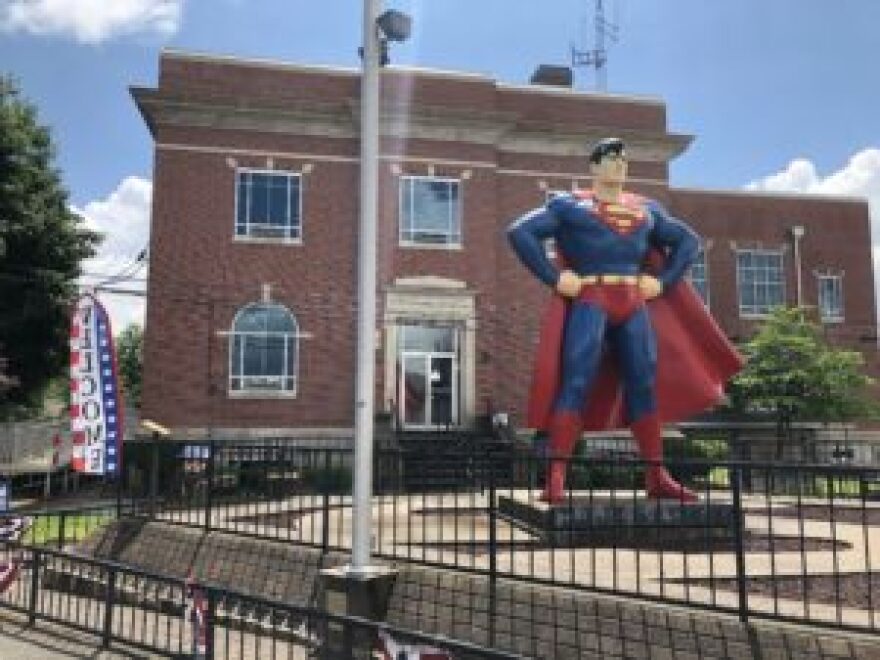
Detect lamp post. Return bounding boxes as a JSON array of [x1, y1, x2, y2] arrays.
[[351, 1, 412, 575], [791, 224, 805, 307], [350, 0, 382, 574]]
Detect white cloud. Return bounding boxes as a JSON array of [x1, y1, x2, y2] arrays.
[[72, 176, 151, 332], [0, 0, 184, 44], [747, 148, 880, 324]]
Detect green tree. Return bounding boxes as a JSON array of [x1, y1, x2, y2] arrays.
[[116, 323, 143, 408], [0, 76, 99, 418], [728, 306, 875, 459], [0, 344, 16, 398]]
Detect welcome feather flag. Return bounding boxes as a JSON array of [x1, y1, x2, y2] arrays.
[[69, 294, 123, 475]]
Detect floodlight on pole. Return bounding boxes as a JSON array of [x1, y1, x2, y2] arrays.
[[377, 10, 412, 42]]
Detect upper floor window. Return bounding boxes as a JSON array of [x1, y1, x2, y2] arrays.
[[686, 249, 710, 307], [229, 303, 298, 395], [236, 170, 301, 241], [818, 274, 844, 322], [399, 176, 461, 247], [736, 249, 785, 317]]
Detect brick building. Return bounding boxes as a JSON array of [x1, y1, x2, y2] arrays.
[[133, 50, 876, 442]]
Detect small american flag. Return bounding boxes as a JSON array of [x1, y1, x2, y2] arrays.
[[0, 516, 32, 595], [374, 630, 453, 660], [185, 573, 208, 657]]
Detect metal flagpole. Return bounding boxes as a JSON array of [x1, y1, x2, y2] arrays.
[[350, 0, 382, 573]]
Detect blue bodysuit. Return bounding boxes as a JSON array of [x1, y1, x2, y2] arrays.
[[508, 191, 700, 424]]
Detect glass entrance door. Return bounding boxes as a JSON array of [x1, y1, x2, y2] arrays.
[[397, 324, 459, 430], [429, 355, 454, 426], [399, 351, 457, 429], [400, 353, 427, 427]]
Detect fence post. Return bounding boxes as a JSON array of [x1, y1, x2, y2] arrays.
[[487, 460, 497, 647], [28, 548, 40, 625], [102, 566, 116, 647], [322, 449, 330, 554], [149, 434, 160, 519], [204, 439, 215, 533], [57, 512, 66, 550], [204, 588, 215, 660], [115, 463, 123, 521], [730, 465, 749, 623]]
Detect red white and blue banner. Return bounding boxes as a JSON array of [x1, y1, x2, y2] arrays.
[[0, 516, 32, 595], [185, 573, 208, 658], [375, 630, 453, 660], [69, 295, 123, 475]]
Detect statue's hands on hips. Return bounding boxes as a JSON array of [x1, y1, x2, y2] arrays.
[[638, 274, 663, 299], [555, 270, 583, 298]]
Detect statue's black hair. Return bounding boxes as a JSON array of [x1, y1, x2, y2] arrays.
[[589, 137, 626, 164]]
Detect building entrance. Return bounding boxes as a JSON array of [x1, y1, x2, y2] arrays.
[[397, 325, 459, 429]]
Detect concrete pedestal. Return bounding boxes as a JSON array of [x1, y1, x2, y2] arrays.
[[498, 493, 735, 547], [319, 565, 398, 659]]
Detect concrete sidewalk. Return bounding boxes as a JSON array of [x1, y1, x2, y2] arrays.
[[0, 610, 152, 659]]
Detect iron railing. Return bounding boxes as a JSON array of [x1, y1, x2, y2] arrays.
[[23, 438, 880, 635], [0, 541, 524, 659]]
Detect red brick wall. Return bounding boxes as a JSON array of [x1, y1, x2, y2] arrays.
[[143, 133, 360, 429], [668, 189, 876, 345], [140, 52, 877, 433]]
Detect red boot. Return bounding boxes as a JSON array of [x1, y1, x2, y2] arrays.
[[540, 411, 583, 504], [630, 414, 698, 503]]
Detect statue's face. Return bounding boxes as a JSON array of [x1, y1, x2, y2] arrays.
[[590, 150, 628, 185]]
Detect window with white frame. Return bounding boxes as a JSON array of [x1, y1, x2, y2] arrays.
[[235, 170, 301, 240], [736, 249, 785, 316], [818, 274, 844, 322], [399, 176, 461, 246], [229, 303, 298, 394], [686, 249, 709, 306]]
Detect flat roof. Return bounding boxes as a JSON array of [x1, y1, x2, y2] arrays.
[[160, 48, 664, 105], [672, 185, 869, 205]]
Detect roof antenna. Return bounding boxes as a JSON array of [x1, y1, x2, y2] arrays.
[[570, 0, 619, 91]]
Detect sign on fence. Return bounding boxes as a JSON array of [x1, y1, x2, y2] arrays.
[[69, 295, 123, 475]]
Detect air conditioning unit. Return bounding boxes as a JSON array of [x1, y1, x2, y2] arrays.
[[250, 224, 289, 238], [246, 375, 283, 389]]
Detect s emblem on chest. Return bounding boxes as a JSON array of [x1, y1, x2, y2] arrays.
[[597, 201, 647, 236]]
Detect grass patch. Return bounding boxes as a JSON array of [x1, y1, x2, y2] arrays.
[[22, 510, 115, 546]]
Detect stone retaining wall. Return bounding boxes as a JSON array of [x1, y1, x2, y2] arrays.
[[386, 564, 880, 660], [74, 519, 880, 659]]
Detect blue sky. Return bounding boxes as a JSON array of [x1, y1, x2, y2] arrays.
[[1, 0, 879, 327]]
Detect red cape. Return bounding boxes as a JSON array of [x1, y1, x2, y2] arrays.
[[526, 277, 744, 431]]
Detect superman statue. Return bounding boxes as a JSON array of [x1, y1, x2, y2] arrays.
[[507, 137, 743, 503]]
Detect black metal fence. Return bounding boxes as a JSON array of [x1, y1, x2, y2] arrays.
[[0, 540, 523, 659], [94, 438, 879, 636]]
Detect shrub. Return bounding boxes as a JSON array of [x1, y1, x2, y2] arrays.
[[300, 466, 353, 494]]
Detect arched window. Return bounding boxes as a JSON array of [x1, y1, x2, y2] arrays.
[[229, 303, 298, 394]]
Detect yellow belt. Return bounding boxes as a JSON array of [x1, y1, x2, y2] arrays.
[[581, 274, 640, 285]]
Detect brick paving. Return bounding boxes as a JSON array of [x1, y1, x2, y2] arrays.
[[0, 590, 315, 659], [0, 608, 151, 659]]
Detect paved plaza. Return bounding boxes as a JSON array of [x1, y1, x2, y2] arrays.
[[188, 489, 880, 629]]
